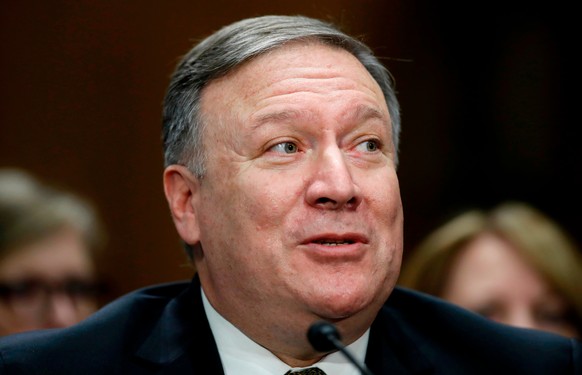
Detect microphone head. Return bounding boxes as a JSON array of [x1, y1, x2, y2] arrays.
[[307, 321, 342, 352]]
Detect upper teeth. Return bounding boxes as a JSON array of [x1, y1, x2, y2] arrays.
[[318, 240, 350, 245]]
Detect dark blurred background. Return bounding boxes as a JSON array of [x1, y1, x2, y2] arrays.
[[1, 1, 579, 302]]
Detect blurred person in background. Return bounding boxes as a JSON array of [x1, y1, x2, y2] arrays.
[[0, 168, 107, 336], [398, 201, 582, 338]]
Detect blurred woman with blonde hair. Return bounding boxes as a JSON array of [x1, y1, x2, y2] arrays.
[[399, 201, 582, 338]]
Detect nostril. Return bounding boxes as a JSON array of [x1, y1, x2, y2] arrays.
[[313, 196, 358, 210], [315, 197, 336, 206]]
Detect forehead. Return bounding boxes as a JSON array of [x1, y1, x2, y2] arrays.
[[200, 41, 386, 115]]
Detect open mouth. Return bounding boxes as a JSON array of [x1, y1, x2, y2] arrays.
[[302, 232, 368, 249], [314, 239, 355, 246]]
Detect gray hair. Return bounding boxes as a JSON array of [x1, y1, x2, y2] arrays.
[[162, 15, 401, 177]]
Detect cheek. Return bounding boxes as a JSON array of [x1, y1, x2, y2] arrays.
[[239, 171, 304, 229], [368, 171, 402, 223], [374, 173, 404, 271], [200, 168, 303, 243]]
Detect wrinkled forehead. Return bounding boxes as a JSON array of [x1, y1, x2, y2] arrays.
[[199, 41, 387, 116]]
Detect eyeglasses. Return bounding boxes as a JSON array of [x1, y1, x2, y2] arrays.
[[0, 278, 105, 316]]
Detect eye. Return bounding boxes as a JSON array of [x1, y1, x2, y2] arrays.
[[537, 311, 568, 324], [269, 141, 298, 154], [355, 139, 380, 153], [535, 305, 574, 326]]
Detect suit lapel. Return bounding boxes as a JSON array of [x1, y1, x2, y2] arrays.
[[131, 278, 434, 374], [134, 275, 225, 374], [365, 302, 434, 375]]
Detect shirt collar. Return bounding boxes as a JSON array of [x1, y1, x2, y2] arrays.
[[202, 287, 368, 375]]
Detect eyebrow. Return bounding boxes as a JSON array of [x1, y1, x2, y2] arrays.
[[344, 104, 386, 124], [252, 109, 306, 129], [251, 104, 386, 130]]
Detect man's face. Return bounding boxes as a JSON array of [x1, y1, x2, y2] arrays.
[[191, 42, 402, 324]]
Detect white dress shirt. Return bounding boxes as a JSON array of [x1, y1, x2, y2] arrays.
[[202, 287, 369, 375]]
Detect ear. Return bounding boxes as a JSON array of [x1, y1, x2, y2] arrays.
[[163, 165, 201, 246]]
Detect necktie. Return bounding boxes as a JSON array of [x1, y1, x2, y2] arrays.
[[285, 367, 327, 375]]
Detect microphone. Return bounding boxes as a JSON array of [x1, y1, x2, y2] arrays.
[[307, 321, 375, 375]]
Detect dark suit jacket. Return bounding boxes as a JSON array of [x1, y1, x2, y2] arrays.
[[0, 275, 580, 374]]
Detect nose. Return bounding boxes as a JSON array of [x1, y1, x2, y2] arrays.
[[305, 145, 360, 210], [504, 308, 537, 331], [42, 293, 81, 329]]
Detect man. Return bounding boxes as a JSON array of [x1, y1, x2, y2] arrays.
[[0, 15, 579, 375]]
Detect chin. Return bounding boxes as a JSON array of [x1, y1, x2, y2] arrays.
[[310, 287, 378, 320]]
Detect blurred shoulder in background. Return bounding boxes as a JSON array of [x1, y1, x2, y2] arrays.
[[398, 201, 582, 339], [0, 168, 107, 336]]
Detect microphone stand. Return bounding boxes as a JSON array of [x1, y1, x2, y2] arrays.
[[307, 321, 375, 375]]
